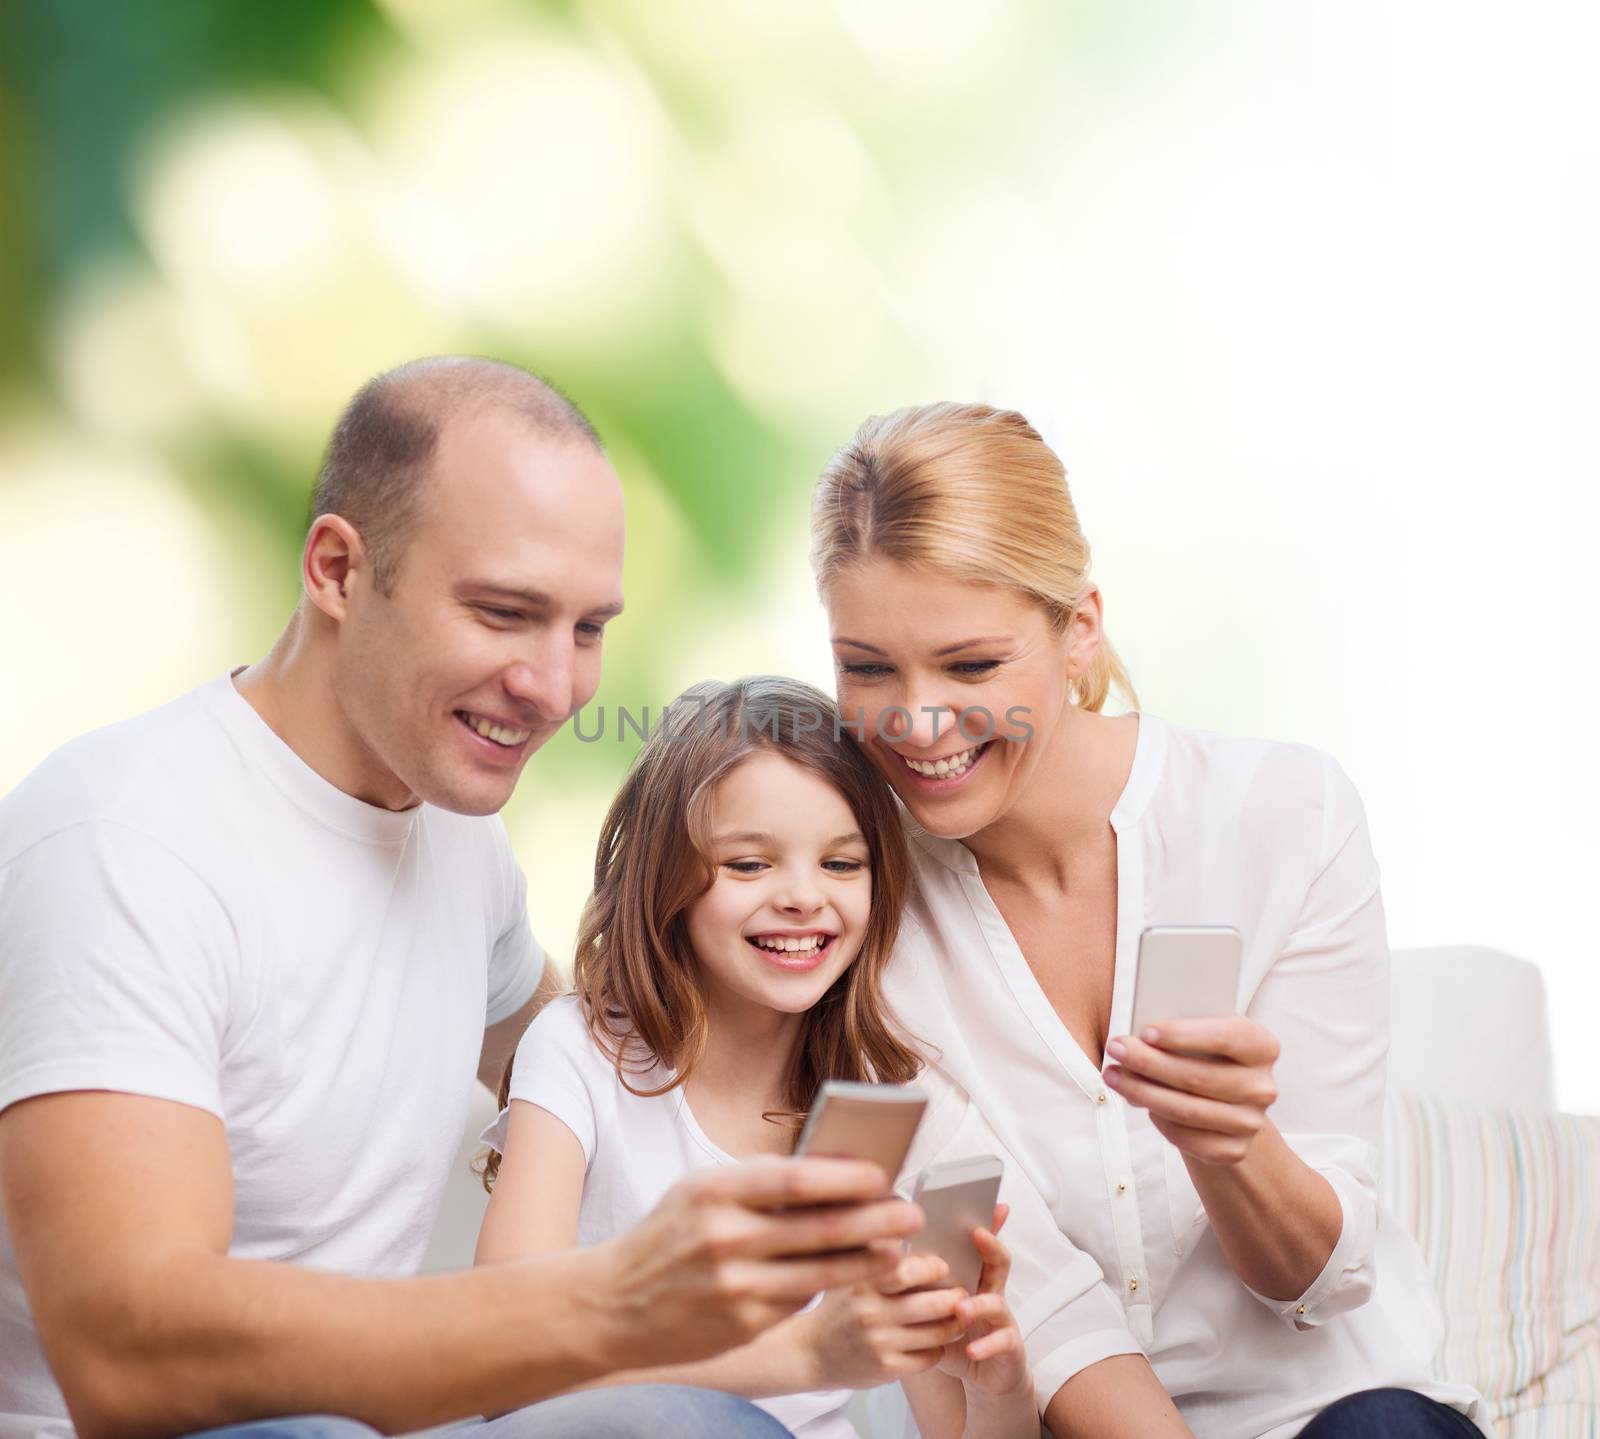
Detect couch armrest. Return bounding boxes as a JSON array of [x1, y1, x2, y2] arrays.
[[1389, 947, 1555, 1111]]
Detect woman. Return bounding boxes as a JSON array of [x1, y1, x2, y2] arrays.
[[808, 403, 1483, 1439]]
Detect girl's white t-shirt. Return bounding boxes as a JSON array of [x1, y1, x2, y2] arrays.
[[489, 995, 1142, 1437], [885, 711, 1486, 1439]]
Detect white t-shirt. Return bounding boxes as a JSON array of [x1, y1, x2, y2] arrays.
[[0, 672, 543, 1439], [488, 994, 1145, 1438], [885, 712, 1485, 1439]]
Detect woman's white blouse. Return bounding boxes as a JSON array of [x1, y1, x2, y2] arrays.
[[885, 713, 1482, 1439]]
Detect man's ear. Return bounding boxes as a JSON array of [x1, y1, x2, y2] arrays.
[[302, 514, 368, 622]]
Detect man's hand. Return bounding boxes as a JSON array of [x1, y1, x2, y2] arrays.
[[593, 1155, 925, 1366], [8, 1093, 898, 1439]]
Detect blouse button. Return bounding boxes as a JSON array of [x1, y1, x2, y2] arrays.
[[1296, 1304, 1307, 1316], [1128, 1277, 1139, 1293], [1096, 1092, 1108, 1105], [1116, 1181, 1127, 1193]]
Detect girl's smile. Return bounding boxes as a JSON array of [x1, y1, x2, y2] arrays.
[[744, 929, 839, 972]]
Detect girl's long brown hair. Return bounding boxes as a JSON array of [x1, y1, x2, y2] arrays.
[[482, 676, 921, 1189]]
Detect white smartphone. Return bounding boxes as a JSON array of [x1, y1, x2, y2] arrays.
[[794, 1081, 928, 1187], [909, 1154, 1004, 1294], [1129, 925, 1243, 1037]]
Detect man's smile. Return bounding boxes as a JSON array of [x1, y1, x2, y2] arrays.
[[454, 709, 534, 750]]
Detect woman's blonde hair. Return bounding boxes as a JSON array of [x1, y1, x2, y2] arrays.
[[481, 676, 921, 1189], [811, 402, 1137, 713]]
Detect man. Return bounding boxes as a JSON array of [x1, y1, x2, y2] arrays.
[[0, 358, 919, 1439]]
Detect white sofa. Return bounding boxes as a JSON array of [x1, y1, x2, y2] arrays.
[[423, 948, 1600, 1437], [1378, 950, 1597, 1438]]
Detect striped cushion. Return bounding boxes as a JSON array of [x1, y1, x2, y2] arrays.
[[1381, 1094, 1600, 1436]]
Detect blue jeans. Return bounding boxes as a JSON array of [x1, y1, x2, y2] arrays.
[[1300, 1389, 1482, 1439], [183, 1387, 793, 1439]]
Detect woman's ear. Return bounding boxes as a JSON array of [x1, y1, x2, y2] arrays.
[[1063, 585, 1105, 680]]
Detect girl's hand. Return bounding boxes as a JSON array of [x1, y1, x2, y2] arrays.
[[937, 1205, 1033, 1401], [1102, 1017, 1281, 1166], [802, 1245, 971, 1390]]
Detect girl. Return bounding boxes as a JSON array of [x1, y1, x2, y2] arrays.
[[475, 676, 1058, 1439]]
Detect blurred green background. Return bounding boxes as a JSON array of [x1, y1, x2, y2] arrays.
[[0, 0, 1178, 959], [2, 1, 1597, 1102]]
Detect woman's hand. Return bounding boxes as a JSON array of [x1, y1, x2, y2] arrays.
[[935, 1205, 1033, 1402], [1102, 1018, 1281, 1166], [800, 1245, 971, 1390]]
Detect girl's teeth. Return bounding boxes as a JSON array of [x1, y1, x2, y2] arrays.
[[753, 935, 826, 953]]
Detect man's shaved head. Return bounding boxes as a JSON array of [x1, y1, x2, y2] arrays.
[[310, 355, 603, 594]]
